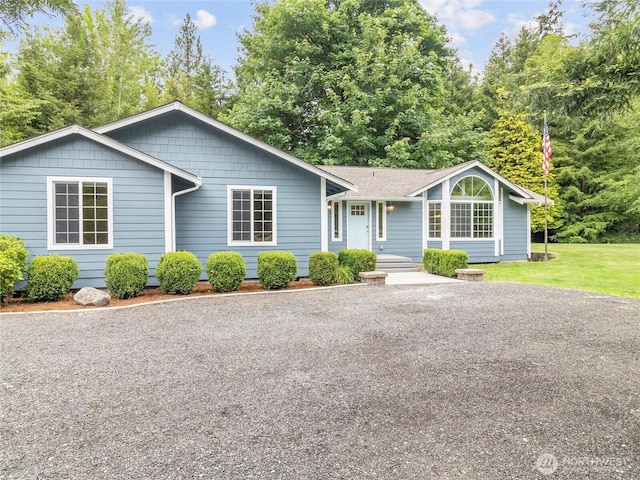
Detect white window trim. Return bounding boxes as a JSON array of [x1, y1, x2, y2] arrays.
[[376, 201, 387, 241], [47, 176, 114, 250], [331, 200, 342, 242], [227, 185, 278, 246], [450, 175, 495, 241]]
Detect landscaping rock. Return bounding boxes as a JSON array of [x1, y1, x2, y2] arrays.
[[73, 287, 111, 306]]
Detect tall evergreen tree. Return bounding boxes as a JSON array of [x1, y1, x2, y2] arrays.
[[164, 13, 233, 117], [487, 110, 562, 233]]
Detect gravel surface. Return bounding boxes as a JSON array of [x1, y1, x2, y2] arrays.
[[1, 282, 638, 479]]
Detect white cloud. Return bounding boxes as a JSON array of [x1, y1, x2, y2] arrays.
[[420, 0, 496, 31], [194, 10, 217, 30], [448, 31, 468, 47], [127, 6, 153, 25], [506, 12, 535, 34]]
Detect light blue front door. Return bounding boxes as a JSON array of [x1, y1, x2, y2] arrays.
[[347, 202, 370, 250]]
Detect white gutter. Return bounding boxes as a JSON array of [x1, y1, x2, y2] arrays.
[[326, 194, 422, 202]]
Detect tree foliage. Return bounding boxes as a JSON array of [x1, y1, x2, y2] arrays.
[[225, 0, 484, 167], [12, 0, 162, 134], [0, 0, 76, 40]]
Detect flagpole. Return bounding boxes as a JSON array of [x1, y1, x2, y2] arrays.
[[544, 171, 548, 264]]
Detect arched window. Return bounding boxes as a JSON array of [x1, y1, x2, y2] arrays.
[[450, 176, 493, 239]]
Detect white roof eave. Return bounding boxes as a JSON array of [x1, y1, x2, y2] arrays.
[[0, 124, 202, 187], [408, 160, 535, 200]]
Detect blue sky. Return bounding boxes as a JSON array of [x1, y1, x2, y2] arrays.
[[11, 0, 594, 75]]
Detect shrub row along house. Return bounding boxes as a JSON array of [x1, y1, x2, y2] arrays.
[[0, 102, 546, 288]]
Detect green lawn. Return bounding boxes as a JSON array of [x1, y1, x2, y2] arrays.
[[478, 243, 640, 298]]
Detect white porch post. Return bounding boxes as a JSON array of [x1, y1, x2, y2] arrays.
[[494, 179, 502, 257], [320, 178, 328, 252], [422, 191, 428, 250], [164, 171, 173, 252], [527, 205, 532, 259], [442, 179, 450, 250]]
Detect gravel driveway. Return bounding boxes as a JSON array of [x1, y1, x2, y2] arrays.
[[1, 282, 638, 479]]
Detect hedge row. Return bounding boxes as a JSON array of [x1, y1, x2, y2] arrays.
[[1, 237, 387, 305], [423, 248, 468, 278]]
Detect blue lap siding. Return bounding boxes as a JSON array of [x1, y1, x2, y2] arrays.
[[0, 136, 167, 288], [105, 111, 323, 278]]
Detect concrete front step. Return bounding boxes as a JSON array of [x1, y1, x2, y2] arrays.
[[375, 254, 418, 273]]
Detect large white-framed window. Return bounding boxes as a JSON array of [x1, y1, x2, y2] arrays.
[[227, 186, 277, 246], [450, 176, 493, 239], [376, 201, 387, 241], [47, 177, 113, 250], [427, 202, 442, 239], [331, 200, 342, 241]]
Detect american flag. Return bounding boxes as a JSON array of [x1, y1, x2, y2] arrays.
[[542, 119, 552, 176]]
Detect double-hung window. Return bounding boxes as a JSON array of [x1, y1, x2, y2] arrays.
[[228, 186, 277, 245], [450, 176, 493, 239], [47, 177, 113, 249], [427, 202, 442, 239]]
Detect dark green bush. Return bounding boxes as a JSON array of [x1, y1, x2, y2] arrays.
[[257, 251, 298, 289], [206, 251, 246, 292], [25, 255, 79, 302], [0, 234, 29, 304], [155, 251, 202, 295], [104, 252, 149, 299], [338, 249, 377, 280], [308, 252, 339, 286], [422, 248, 468, 278]]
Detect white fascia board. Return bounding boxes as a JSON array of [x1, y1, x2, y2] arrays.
[[1, 123, 202, 187], [509, 193, 554, 206], [1, 125, 80, 158], [95, 101, 355, 192], [408, 160, 535, 200]]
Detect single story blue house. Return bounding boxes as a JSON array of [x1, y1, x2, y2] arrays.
[[0, 102, 545, 288]]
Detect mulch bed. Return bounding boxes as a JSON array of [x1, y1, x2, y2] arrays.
[[0, 278, 318, 313]]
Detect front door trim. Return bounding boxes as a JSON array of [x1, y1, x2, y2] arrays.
[[346, 201, 371, 250]]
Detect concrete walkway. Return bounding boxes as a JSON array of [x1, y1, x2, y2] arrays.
[[386, 270, 461, 285]]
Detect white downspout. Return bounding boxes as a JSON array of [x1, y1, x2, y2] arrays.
[[170, 178, 203, 252]]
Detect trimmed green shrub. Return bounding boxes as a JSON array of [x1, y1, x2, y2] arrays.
[[105, 252, 149, 299], [308, 252, 339, 286], [206, 251, 246, 292], [257, 251, 298, 289], [155, 251, 202, 295], [25, 255, 79, 302], [422, 248, 468, 278], [338, 249, 377, 280], [0, 234, 29, 304], [336, 266, 355, 285], [422, 249, 440, 274]]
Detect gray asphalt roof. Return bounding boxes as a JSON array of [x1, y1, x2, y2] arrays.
[[319, 162, 470, 199]]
